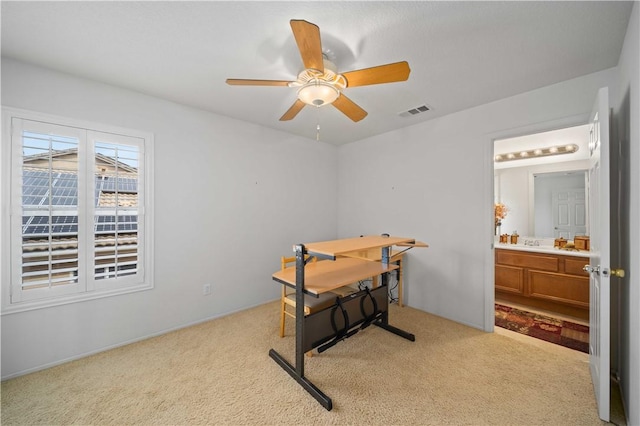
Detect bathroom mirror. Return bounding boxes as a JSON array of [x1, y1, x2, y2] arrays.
[[495, 161, 589, 238], [494, 124, 591, 239], [532, 170, 588, 239]]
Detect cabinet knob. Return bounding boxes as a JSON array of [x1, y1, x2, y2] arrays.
[[583, 264, 599, 274]]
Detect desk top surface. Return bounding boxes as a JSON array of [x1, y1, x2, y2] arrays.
[[340, 248, 404, 262], [272, 257, 399, 295], [303, 235, 420, 257]]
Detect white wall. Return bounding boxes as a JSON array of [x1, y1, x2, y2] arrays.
[[0, 58, 339, 379], [338, 68, 618, 330], [497, 166, 531, 236], [612, 3, 639, 424]]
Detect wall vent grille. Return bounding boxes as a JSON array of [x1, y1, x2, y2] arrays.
[[398, 104, 431, 118]]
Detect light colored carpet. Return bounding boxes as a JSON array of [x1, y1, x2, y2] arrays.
[[1, 301, 606, 425]]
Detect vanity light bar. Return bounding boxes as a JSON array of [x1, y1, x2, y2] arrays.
[[494, 144, 579, 162]]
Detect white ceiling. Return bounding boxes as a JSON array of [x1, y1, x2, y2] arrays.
[[1, 1, 633, 145]]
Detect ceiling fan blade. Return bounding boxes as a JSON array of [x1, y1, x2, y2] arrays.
[[332, 94, 368, 122], [226, 79, 291, 86], [290, 20, 324, 72], [280, 99, 306, 121], [342, 61, 411, 87]]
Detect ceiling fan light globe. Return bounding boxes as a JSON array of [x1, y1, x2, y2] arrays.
[[297, 81, 340, 107]]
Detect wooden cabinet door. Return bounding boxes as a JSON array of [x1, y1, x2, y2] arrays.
[[495, 265, 524, 294]]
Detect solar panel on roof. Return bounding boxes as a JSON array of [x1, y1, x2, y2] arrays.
[[21, 170, 79, 207], [95, 222, 115, 233], [96, 216, 116, 223], [94, 214, 138, 234], [97, 176, 138, 193], [51, 224, 78, 233], [117, 217, 137, 231], [22, 171, 50, 205], [23, 225, 49, 235], [21, 215, 79, 236], [23, 216, 48, 225], [52, 217, 77, 234], [21, 148, 139, 238]]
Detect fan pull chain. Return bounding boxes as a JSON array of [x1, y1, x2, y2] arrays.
[[316, 107, 321, 141]]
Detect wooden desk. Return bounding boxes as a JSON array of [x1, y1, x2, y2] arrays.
[[273, 257, 398, 296], [269, 235, 426, 411]]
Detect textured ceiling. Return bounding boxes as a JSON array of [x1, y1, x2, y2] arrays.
[[1, 1, 634, 145]]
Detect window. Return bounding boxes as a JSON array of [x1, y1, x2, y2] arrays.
[[1, 108, 154, 312]]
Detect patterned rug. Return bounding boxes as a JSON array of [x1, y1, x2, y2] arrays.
[[495, 304, 589, 353]]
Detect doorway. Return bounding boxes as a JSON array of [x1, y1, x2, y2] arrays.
[[493, 124, 591, 345]]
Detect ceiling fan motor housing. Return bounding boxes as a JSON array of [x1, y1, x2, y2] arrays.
[[294, 59, 346, 107]]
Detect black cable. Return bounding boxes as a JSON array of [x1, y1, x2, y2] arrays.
[[387, 272, 399, 304], [317, 298, 359, 353], [358, 278, 372, 291], [359, 287, 380, 330]]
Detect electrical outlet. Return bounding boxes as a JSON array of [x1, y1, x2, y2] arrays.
[[203, 284, 212, 295]]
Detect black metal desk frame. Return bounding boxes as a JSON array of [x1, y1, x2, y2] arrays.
[[268, 243, 415, 411]]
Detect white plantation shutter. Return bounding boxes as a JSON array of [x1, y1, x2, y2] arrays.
[[4, 110, 153, 311], [89, 131, 145, 289], [11, 119, 86, 302]]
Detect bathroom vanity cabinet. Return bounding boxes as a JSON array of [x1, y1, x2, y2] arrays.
[[495, 247, 590, 320]]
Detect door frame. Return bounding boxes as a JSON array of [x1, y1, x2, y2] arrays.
[[484, 113, 591, 331]]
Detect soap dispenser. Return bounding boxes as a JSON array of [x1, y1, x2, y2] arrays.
[[510, 231, 519, 244]]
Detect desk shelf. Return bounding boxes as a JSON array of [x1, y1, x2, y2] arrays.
[[273, 257, 398, 295], [303, 235, 418, 258]]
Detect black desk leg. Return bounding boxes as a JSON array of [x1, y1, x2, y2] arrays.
[[375, 268, 416, 342], [375, 320, 416, 341], [269, 244, 333, 411], [269, 349, 333, 410], [295, 245, 305, 377]]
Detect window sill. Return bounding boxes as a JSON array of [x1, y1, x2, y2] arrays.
[[1, 283, 153, 315]]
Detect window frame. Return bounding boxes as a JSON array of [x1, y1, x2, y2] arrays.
[[1, 107, 154, 314]]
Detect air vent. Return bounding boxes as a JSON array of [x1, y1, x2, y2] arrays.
[[398, 104, 431, 118]]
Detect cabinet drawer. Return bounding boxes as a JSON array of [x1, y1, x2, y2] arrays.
[[528, 270, 589, 308], [496, 250, 559, 272], [565, 257, 590, 276], [495, 265, 524, 294]]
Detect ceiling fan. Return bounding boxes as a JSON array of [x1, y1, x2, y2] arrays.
[[226, 19, 411, 122]]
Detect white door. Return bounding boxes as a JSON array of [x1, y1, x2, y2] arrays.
[[585, 87, 611, 422], [552, 188, 587, 239]]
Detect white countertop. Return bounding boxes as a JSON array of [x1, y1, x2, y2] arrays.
[[495, 243, 591, 258]]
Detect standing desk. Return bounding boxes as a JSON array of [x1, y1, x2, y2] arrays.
[[269, 235, 426, 410]]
